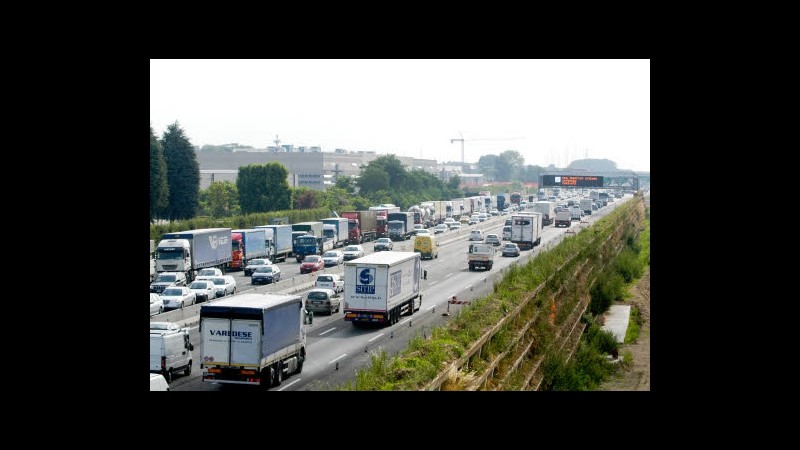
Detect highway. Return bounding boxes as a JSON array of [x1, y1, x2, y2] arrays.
[[157, 196, 632, 391]]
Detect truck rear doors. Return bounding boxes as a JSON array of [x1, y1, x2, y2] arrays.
[[202, 318, 263, 367]]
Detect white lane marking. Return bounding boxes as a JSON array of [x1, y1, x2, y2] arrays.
[[448, 273, 454, 277], [368, 333, 385, 342], [465, 285, 472, 290], [427, 305, 436, 311], [277, 379, 301, 391], [189, 326, 199, 331], [399, 318, 411, 326], [428, 280, 439, 285], [319, 327, 336, 336], [329, 354, 347, 364]]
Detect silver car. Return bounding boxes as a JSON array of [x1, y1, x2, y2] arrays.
[[342, 245, 365, 261], [161, 286, 197, 311], [188, 279, 217, 303], [210, 276, 237, 297], [244, 258, 272, 276], [150, 293, 164, 317], [322, 250, 344, 267]]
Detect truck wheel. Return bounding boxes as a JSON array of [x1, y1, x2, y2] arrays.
[[296, 351, 305, 374], [274, 362, 283, 386], [184, 360, 192, 376], [164, 369, 173, 383]]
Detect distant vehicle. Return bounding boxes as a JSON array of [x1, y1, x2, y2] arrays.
[[484, 233, 501, 246], [150, 293, 164, 316], [502, 226, 512, 240], [468, 218, 479, 226], [188, 279, 217, 303], [305, 288, 341, 315], [469, 230, 484, 241], [342, 245, 365, 261], [251, 265, 282, 285], [150, 271, 187, 294], [502, 242, 521, 257], [443, 218, 457, 227], [449, 223, 462, 232], [315, 274, 344, 293], [322, 250, 345, 267], [196, 267, 223, 281], [161, 286, 196, 311], [433, 224, 448, 234], [413, 234, 439, 259], [244, 258, 272, 277], [300, 255, 325, 273], [374, 238, 393, 252], [415, 229, 431, 237], [468, 242, 496, 271], [210, 275, 237, 297], [150, 322, 193, 383]]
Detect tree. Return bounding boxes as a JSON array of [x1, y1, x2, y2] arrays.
[[293, 187, 319, 210], [357, 165, 389, 194], [363, 155, 407, 188], [335, 175, 358, 196], [150, 125, 169, 221], [200, 181, 240, 217], [161, 122, 200, 220], [447, 174, 461, 191], [237, 162, 291, 214], [497, 150, 525, 181], [477, 154, 500, 181], [321, 187, 352, 213]]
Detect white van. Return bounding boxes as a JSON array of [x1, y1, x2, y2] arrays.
[[150, 322, 194, 383], [150, 373, 170, 391]]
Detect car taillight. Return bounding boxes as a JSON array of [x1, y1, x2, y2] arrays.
[[161, 356, 166, 370]]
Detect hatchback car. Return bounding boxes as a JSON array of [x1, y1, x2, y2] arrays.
[[150, 293, 164, 317], [322, 250, 344, 267], [315, 274, 344, 293], [300, 255, 325, 274], [243, 258, 272, 276], [210, 275, 237, 297], [502, 242, 521, 257], [374, 238, 393, 252], [161, 286, 196, 311], [449, 223, 462, 232], [502, 226, 512, 240], [305, 288, 341, 315], [485, 233, 501, 246], [188, 279, 217, 303], [433, 224, 448, 234], [342, 245, 365, 261], [251, 265, 282, 284], [469, 230, 484, 241], [195, 268, 223, 280]]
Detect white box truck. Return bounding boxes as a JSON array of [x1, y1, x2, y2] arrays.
[[157, 228, 232, 283], [343, 252, 422, 326], [200, 293, 309, 388], [580, 198, 594, 215], [555, 210, 572, 228], [511, 212, 542, 250], [533, 201, 556, 226]]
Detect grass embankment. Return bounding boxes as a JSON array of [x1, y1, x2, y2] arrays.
[[342, 195, 647, 390]]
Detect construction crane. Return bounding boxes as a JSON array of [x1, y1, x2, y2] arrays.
[[450, 132, 524, 164]]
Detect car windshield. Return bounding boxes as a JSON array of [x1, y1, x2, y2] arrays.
[[344, 246, 359, 252], [198, 269, 216, 276], [189, 282, 208, 289], [318, 276, 331, 282], [305, 256, 320, 262], [323, 252, 337, 257], [377, 239, 390, 243], [162, 288, 182, 296], [156, 274, 176, 282], [249, 260, 267, 266], [308, 291, 328, 300], [255, 266, 273, 273], [212, 278, 225, 285]]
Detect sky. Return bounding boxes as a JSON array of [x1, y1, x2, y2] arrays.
[[150, 59, 649, 172]]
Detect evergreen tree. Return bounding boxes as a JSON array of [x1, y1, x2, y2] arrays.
[[150, 124, 169, 221]]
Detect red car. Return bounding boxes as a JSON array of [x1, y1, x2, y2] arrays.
[[300, 255, 325, 274]]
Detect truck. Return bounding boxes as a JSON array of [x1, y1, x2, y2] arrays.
[[343, 251, 422, 326], [321, 217, 349, 248], [156, 228, 232, 283], [533, 201, 556, 226], [293, 235, 333, 262], [387, 212, 415, 241], [200, 293, 309, 388], [580, 198, 594, 215], [254, 224, 293, 262], [510, 192, 522, 205], [228, 229, 268, 270], [292, 221, 324, 237], [341, 211, 377, 244], [468, 242, 496, 271], [555, 210, 572, 227], [510, 212, 542, 251], [496, 194, 506, 212], [150, 240, 156, 282]]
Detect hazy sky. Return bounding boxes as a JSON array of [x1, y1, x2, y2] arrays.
[[150, 59, 649, 172]]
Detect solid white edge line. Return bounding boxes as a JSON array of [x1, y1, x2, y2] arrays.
[[426, 305, 436, 310], [399, 318, 411, 325], [368, 333, 385, 342], [277, 378, 301, 391], [329, 353, 347, 364], [319, 327, 336, 336], [428, 280, 439, 285]]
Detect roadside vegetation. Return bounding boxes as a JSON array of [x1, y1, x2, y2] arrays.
[[341, 194, 647, 390]]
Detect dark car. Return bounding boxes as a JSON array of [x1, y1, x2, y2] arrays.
[[251, 265, 282, 285], [502, 242, 520, 257], [374, 238, 393, 252]]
